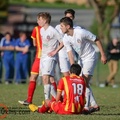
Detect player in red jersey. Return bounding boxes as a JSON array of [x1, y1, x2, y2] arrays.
[[29, 64, 86, 115], [18, 14, 42, 105]]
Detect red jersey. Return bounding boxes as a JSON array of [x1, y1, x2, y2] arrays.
[[31, 26, 42, 58], [57, 74, 86, 113]]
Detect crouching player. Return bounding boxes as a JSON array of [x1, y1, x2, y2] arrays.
[[29, 64, 86, 115]]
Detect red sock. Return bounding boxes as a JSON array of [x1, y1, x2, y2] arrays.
[[38, 104, 49, 113], [27, 81, 36, 103]]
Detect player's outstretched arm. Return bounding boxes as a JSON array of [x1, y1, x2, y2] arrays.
[[67, 50, 75, 65], [95, 39, 107, 64]]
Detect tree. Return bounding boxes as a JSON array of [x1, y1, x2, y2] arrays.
[[89, 0, 120, 44], [0, 0, 9, 24]]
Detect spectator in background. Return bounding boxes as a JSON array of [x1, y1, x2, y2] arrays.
[[105, 37, 120, 88], [0, 33, 4, 83], [0, 32, 15, 84], [15, 32, 31, 84]]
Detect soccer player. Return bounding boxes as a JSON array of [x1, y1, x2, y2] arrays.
[[18, 12, 59, 106], [51, 17, 107, 114], [38, 12, 63, 103], [29, 64, 86, 115], [55, 9, 81, 77], [18, 26, 42, 105], [18, 13, 42, 105]]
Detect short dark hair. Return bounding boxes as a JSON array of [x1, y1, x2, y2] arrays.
[[70, 64, 81, 76], [64, 9, 75, 19], [60, 17, 73, 28]]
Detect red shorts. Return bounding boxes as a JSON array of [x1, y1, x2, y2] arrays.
[[51, 101, 79, 115], [31, 58, 40, 74]]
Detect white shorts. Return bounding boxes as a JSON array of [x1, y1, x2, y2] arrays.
[[40, 57, 56, 76], [80, 59, 97, 76], [59, 57, 70, 73]]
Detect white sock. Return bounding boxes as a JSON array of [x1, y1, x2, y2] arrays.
[[89, 87, 97, 107], [50, 84, 57, 99], [44, 84, 51, 100], [84, 87, 90, 110]]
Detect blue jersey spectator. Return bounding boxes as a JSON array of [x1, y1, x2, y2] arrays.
[[0, 32, 15, 84], [15, 32, 31, 84]]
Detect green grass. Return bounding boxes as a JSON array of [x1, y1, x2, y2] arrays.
[[0, 82, 120, 120], [0, 59, 120, 120]]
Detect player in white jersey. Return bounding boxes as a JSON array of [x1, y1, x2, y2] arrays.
[[38, 12, 63, 103], [55, 9, 81, 77], [59, 17, 107, 114]]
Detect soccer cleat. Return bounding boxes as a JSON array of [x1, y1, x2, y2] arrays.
[[42, 100, 45, 105], [18, 100, 31, 106], [89, 106, 100, 113], [81, 108, 90, 115], [29, 104, 38, 112]]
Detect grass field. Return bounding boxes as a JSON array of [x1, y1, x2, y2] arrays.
[[0, 82, 120, 120]]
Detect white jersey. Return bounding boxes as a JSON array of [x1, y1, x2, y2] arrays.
[[63, 28, 97, 62], [40, 25, 62, 59], [55, 24, 67, 58], [55, 24, 82, 58]]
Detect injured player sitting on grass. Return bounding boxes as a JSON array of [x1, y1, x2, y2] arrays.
[[29, 64, 88, 115]]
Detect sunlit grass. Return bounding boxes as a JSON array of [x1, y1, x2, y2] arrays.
[[0, 83, 120, 120]]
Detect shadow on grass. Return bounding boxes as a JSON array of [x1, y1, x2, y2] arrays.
[[92, 113, 120, 116], [91, 105, 120, 116]]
